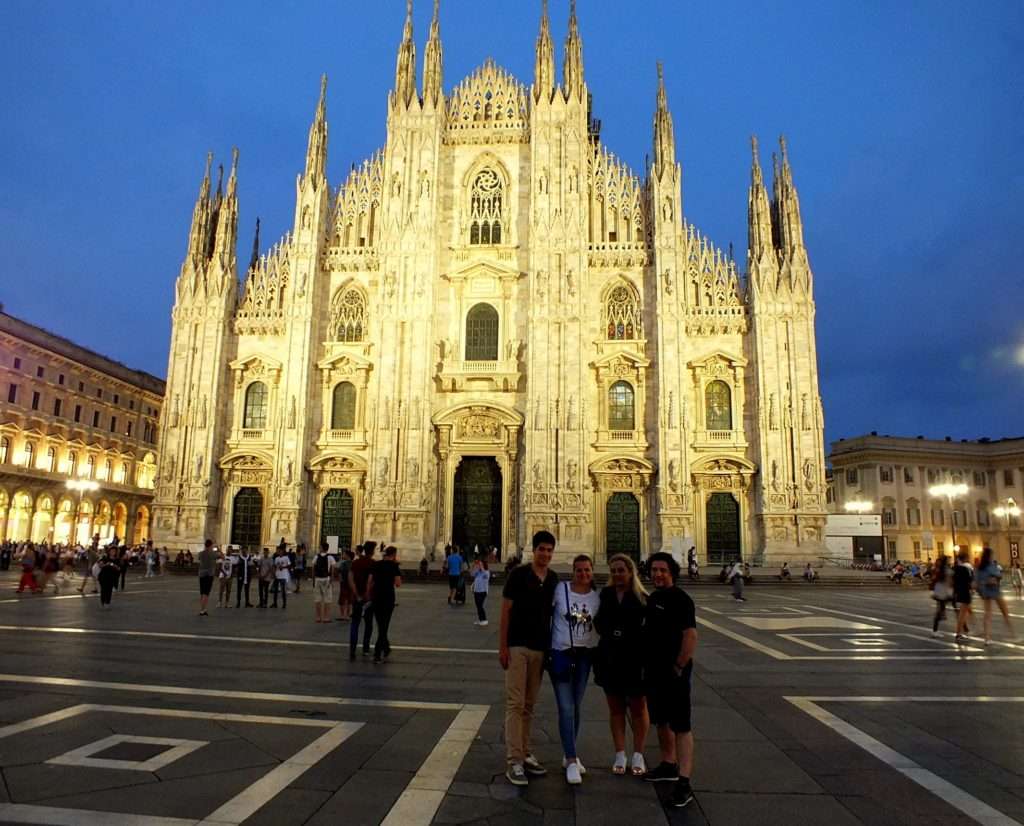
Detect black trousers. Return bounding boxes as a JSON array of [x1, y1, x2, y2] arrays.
[[236, 579, 252, 606], [119, 565, 127, 590], [373, 600, 395, 660], [350, 600, 374, 656], [272, 579, 287, 607], [258, 580, 270, 607], [100, 581, 114, 605], [474, 591, 487, 622]]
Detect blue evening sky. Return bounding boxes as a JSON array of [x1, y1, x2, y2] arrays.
[[1, 1, 1021, 448]]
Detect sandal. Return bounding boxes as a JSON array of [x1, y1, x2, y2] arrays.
[[612, 752, 627, 775], [630, 752, 647, 777]]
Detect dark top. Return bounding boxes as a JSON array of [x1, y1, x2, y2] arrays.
[[952, 563, 974, 598], [593, 586, 646, 688], [502, 564, 559, 651], [643, 586, 697, 677], [369, 559, 401, 603], [351, 556, 374, 598]]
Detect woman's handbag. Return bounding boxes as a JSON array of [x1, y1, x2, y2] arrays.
[[547, 583, 577, 681]]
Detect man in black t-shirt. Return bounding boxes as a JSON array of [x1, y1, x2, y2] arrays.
[[367, 546, 402, 663], [642, 552, 698, 809], [499, 530, 558, 786]]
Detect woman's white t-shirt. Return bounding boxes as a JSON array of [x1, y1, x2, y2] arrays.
[[274, 556, 291, 581], [551, 584, 600, 651], [472, 568, 491, 593]]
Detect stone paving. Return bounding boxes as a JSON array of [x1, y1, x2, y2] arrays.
[[0, 570, 1019, 824]]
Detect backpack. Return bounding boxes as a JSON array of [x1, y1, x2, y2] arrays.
[[313, 553, 330, 579]]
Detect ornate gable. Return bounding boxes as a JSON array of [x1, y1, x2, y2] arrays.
[[445, 60, 529, 145]]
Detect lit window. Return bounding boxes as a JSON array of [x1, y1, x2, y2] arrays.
[[468, 169, 503, 245], [331, 382, 356, 430], [333, 288, 367, 342], [608, 381, 635, 431], [0, 437, 8, 464], [465, 304, 499, 361], [604, 283, 641, 340], [705, 381, 732, 431], [243, 382, 269, 429]]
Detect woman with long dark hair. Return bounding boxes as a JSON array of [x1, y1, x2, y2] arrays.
[[976, 547, 1014, 645], [930, 555, 953, 633]]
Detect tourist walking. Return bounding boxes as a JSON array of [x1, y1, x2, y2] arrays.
[[312, 542, 335, 623], [217, 549, 235, 608], [472, 556, 491, 626], [118, 546, 129, 591], [447, 546, 465, 606], [499, 530, 558, 787], [349, 542, 377, 659], [549, 554, 600, 785], [271, 547, 291, 608], [97, 550, 119, 608], [77, 541, 99, 595], [257, 548, 273, 608], [196, 539, 216, 616], [336, 549, 354, 621], [16, 547, 41, 594], [1012, 561, 1023, 599], [368, 546, 402, 663], [145, 543, 157, 577], [235, 547, 255, 607], [976, 547, 1014, 645], [953, 548, 975, 643], [594, 554, 649, 777], [642, 552, 698, 810], [728, 559, 746, 601], [930, 555, 953, 634], [293, 544, 307, 593]]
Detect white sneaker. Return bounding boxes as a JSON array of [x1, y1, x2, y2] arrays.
[[565, 762, 583, 785], [630, 752, 647, 776], [562, 757, 586, 774], [473, 620, 481, 626], [479, 620, 489, 626], [612, 752, 627, 774]]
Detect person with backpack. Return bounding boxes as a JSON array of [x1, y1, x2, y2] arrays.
[[312, 542, 335, 623], [336, 549, 354, 622]]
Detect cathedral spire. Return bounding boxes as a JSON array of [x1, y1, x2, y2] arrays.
[[562, 0, 584, 101], [185, 152, 213, 263], [213, 148, 239, 269], [652, 62, 676, 179], [748, 136, 773, 261], [775, 135, 805, 256], [422, 0, 443, 106], [534, 0, 555, 102], [394, 0, 417, 107], [304, 75, 328, 186], [247, 217, 261, 274]]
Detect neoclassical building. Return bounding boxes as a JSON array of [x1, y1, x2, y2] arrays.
[[0, 310, 163, 545], [153, 2, 828, 564]]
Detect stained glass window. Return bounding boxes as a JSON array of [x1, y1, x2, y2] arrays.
[[465, 304, 499, 361], [705, 380, 732, 430], [331, 382, 356, 430], [243, 382, 268, 430], [608, 381, 635, 431]]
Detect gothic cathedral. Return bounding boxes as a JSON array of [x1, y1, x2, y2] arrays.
[[152, 1, 829, 565]]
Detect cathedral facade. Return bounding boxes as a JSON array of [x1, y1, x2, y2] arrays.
[[152, 2, 829, 565]]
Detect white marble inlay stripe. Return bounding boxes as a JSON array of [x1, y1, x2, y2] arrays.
[[0, 804, 194, 825], [47, 734, 208, 772]]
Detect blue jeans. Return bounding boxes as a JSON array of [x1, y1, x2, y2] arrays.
[[550, 648, 593, 760]]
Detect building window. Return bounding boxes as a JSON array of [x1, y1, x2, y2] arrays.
[[92, 411, 100, 427], [332, 287, 367, 342], [604, 283, 642, 340], [7, 384, 16, 404], [113, 394, 119, 405], [927, 469, 937, 484], [880, 466, 893, 483], [331, 382, 357, 430], [608, 381, 635, 431], [243, 382, 269, 429], [464, 303, 499, 361], [129, 399, 134, 410], [882, 498, 897, 526], [468, 168, 503, 245], [977, 502, 990, 527], [110, 416, 117, 433], [913, 541, 921, 559], [846, 468, 858, 485], [53, 398, 62, 417], [0, 437, 7, 464], [96, 388, 102, 398], [13, 357, 20, 369], [24, 442, 35, 467], [1004, 469, 1015, 487], [974, 471, 986, 487], [74, 404, 81, 423], [103, 459, 112, 481], [126, 421, 133, 437], [86, 455, 95, 478], [906, 499, 921, 526], [31, 391, 40, 411], [937, 540, 945, 554], [887, 539, 897, 557], [118, 463, 128, 484], [904, 467, 914, 484], [36, 366, 44, 378], [78, 381, 84, 391], [68, 450, 77, 476], [58, 374, 65, 385], [930, 502, 944, 526], [705, 381, 732, 431]]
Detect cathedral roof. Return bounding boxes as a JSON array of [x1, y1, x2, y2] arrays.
[[445, 59, 529, 144]]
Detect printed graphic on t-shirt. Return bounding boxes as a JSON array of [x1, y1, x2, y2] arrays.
[[568, 597, 594, 637]]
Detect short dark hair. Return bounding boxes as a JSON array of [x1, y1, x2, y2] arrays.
[[204, 539, 213, 548], [362, 541, 377, 556], [383, 545, 398, 558], [648, 552, 680, 582], [320, 541, 329, 552], [532, 530, 556, 550]]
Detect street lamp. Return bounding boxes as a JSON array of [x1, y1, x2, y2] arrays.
[[65, 479, 99, 546], [844, 500, 873, 514], [928, 481, 969, 554], [994, 497, 1021, 560]]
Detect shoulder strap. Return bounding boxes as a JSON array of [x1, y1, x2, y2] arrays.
[[564, 582, 574, 649]]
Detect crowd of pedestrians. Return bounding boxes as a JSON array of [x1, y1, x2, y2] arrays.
[[930, 546, 1019, 645]]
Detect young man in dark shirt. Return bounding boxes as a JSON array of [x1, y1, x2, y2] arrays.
[[348, 542, 376, 661], [499, 529, 558, 786], [367, 546, 402, 663], [642, 552, 698, 809]]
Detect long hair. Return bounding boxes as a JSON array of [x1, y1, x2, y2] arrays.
[[608, 554, 648, 602], [979, 546, 993, 569]]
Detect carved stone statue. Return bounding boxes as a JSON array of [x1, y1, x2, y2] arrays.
[[285, 458, 293, 485], [668, 458, 680, 492], [567, 459, 578, 491], [407, 457, 420, 481], [375, 457, 389, 488], [567, 395, 576, 431], [800, 394, 810, 431], [171, 395, 180, 428], [768, 393, 778, 430], [288, 396, 296, 430], [803, 459, 815, 489], [532, 461, 543, 488], [771, 459, 780, 491], [194, 454, 203, 481], [199, 396, 207, 429], [662, 268, 673, 295]]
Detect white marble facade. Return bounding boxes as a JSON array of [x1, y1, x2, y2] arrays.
[[152, 2, 829, 565]]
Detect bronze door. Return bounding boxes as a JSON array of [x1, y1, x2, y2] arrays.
[[230, 487, 263, 550], [452, 457, 502, 553], [320, 489, 354, 551], [606, 492, 640, 561], [706, 492, 741, 564]]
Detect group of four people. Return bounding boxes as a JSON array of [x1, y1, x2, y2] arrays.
[[500, 530, 697, 810]]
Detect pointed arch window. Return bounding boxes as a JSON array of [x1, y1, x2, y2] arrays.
[[86, 455, 95, 478], [705, 381, 732, 431], [469, 168, 503, 245], [465, 303, 499, 361], [608, 381, 635, 431], [605, 283, 641, 340], [333, 287, 367, 342], [46, 447, 56, 473], [243, 382, 269, 430], [331, 382, 357, 430], [0, 437, 8, 465]]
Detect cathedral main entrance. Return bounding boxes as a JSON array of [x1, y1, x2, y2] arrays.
[[320, 489, 354, 550], [452, 457, 502, 553], [605, 492, 641, 561], [706, 492, 741, 564], [230, 487, 263, 550]]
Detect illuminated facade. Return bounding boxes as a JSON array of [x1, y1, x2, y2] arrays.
[[154, 3, 828, 564], [829, 434, 1024, 563], [0, 310, 162, 545]]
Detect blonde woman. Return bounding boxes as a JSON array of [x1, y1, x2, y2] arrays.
[[593, 554, 650, 777]]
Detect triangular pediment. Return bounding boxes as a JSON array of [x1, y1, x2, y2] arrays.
[[590, 349, 650, 370], [316, 350, 373, 372], [687, 350, 747, 369], [445, 259, 522, 282], [229, 354, 283, 373]]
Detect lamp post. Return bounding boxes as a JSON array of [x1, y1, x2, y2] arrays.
[[994, 497, 1021, 562], [844, 499, 878, 561], [65, 480, 99, 546], [928, 481, 969, 555]]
